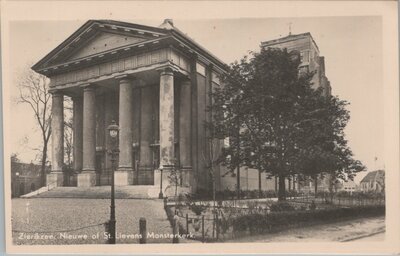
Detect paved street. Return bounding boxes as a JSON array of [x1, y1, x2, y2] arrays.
[[12, 198, 178, 245], [226, 216, 385, 243]]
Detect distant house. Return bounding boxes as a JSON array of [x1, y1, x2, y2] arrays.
[[360, 170, 385, 193], [340, 179, 358, 194], [11, 160, 48, 197]]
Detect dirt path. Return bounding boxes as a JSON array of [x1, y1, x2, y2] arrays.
[[225, 216, 385, 242]]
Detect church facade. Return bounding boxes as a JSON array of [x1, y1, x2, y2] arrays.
[[32, 19, 226, 194]]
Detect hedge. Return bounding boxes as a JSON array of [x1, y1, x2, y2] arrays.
[[231, 205, 385, 235]]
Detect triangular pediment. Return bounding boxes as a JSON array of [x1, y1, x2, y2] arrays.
[[32, 19, 228, 77], [66, 31, 150, 61], [34, 20, 169, 71]]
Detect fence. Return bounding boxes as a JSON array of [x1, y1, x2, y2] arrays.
[[290, 194, 385, 207], [168, 203, 272, 242], [165, 193, 386, 242]]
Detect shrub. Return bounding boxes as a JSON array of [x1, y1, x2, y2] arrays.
[[187, 202, 207, 216], [265, 190, 277, 198], [230, 205, 385, 236], [316, 191, 330, 198], [269, 201, 296, 212]]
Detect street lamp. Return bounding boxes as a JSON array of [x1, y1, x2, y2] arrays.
[[107, 120, 119, 244], [14, 172, 20, 198]]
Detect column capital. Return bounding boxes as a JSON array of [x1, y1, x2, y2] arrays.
[[115, 74, 132, 82], [189, 52, 198, 61], [80, 83, 95, 91], [156, 66, 176, 76], [207, 63, 215, 75], [48, 89, 63, 97], [115, 75, 144, 87]]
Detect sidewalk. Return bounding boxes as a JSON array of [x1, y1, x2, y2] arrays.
[[225, 216, 385, 242]]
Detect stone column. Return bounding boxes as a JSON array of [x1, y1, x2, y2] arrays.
[[179, 79, 192, 187], [116, 76, 134, 185], [72, 95, 83, 173], [155, 68, 175, 194], [132, 87, 141, 185], [159, 69, 175, 167], [78, 85, 97, 187], [47, 91, 64, 186]]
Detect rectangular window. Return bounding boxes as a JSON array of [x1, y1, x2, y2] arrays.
[[196, 62, 206, 76], [300, 51, 310, 63], [212, 72, 220, 85], [224, 137, 230, 148]]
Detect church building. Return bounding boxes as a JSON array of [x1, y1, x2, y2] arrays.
[[32, 19, 226, 195]]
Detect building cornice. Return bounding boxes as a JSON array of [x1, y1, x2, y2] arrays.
[[32, 19, 228, 77]]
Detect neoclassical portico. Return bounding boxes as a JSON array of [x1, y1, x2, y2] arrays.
[[32, 19, 226, 195]]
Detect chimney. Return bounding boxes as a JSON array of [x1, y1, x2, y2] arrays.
[[159, 19, 174, 30]]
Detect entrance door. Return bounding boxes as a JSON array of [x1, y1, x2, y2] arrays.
[[19, 182, 25, 196], [95, 153, 105, 185]]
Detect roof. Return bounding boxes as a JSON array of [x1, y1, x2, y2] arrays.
[[32, 19, 227, 75], [261, 32, 320, 53], [343, 179, 357, 186], [360, 170, 385, 183]]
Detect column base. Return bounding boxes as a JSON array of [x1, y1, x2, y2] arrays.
[[115, 169, 132, 186], [77, 171, 96, 187], [47, 172, 64, 187]]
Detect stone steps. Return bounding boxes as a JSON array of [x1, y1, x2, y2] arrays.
[[31, 185, 161, 199]]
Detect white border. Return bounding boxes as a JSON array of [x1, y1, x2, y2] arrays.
[[1, 1, 398, 254]]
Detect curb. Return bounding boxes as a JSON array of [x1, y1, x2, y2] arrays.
[[339, 228, 385, 242]]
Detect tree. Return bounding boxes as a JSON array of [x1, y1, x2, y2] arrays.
[[207, 55, 251, 199], [17, 70, 51, 187], [210, 48, 314, 201], [295, 91, 365, 195], [166, 158, 181, 203], [203, 136, 221, 210], [209, 47, 364, 201], [11, 153, 21, 164]]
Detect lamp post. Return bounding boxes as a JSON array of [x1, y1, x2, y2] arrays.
[[158, 165, 164, 199], [107, 120, 119, 244], [15, 172, 20, 197]]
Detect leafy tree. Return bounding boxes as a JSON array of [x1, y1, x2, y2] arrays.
[[11, 153, 21, 164], [295, 90, 365, 194], [209, 47, 364, 201], [206, 55, 250, 199]]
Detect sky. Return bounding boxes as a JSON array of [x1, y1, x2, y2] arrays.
[[8, 16, 383, 183]]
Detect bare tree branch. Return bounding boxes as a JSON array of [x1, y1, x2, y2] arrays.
[[17, 69, 52, 187]]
